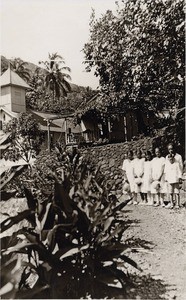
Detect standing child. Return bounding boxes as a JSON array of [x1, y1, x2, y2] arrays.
[[166, 143, 183, 173], [122, 151, 134, 202], [164, 154, 182, 208], [133, 149, 144, 204], [151, 147, 166, 206], [141, 151, 152, 205]]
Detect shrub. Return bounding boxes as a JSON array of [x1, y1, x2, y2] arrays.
[[0, 148, 138, 299]]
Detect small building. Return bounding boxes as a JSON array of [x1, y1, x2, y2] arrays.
[[78, 93, 156, 143], [1, 67, 30, 113], [0, 68, 81, 148]]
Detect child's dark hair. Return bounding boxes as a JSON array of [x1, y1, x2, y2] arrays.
[[127, 150, 133, 156], [168, 153, 175, 159], [136, 149, 142, 155], [145, 150, 152, 160]]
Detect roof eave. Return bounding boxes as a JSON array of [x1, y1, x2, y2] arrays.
[[1, 83, 30, 89]]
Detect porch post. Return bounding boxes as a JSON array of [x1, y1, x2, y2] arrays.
[[108, 118, 111, 141], [64, 118, 67, 145], [47, 119, 51, 152], [123, 115, 127, 142]]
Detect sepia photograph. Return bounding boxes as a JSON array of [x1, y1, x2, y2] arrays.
[[0, 0, 185, 299]]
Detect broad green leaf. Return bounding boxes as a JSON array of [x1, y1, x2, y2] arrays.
[[103, 216, 114, 232], [4, 241, 35, 254], [60, 244, 89, 260], [106, 225, 124, 242], [0, 210, 33, 233], [84, 174, 92, 191], [23, 186, 37, 211], [0, 282, 15, 299], [54, 180, 73, 216], [120, 254, 140, 270], [112, 199, 132, 213]]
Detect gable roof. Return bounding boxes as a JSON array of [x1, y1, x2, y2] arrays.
[[0, 106, 19, 119], [1, 68, 30, 89]]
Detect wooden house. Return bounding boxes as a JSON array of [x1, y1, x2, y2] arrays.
[[79, 93, 156, 143]]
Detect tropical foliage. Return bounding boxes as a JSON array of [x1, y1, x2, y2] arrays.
[[83, 0, 185, 114], [11, 58, 31, 82], [3, 113, 44, 163], [0, 146, 137, 299], [39, 52, 72, 101]]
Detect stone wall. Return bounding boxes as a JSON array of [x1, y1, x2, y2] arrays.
[[81, 137, 155, 197]]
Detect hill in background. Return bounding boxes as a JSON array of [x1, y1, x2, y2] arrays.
[[1, 55, 88, 92], [1, 55, 98, 113]]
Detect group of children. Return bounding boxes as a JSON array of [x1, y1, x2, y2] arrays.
[[121, 143, 183, 208]]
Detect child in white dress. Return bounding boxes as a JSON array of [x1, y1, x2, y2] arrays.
[[164, 154, 182, 208], [141, 151, 152, 205], [133, 150, 145, 204], [151, 147, 166, 206], [122, 151, 134, 201]]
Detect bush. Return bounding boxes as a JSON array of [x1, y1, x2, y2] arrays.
[[0, 147, 138, 299]]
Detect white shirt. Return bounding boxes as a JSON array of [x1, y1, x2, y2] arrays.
[[133, 158, 144, 178], [151, 156, 165, 181], [122, 159, 134, 182], [143, 160, 152, 180], [166, 153, 183, 173], [164, 160, 182, 184]]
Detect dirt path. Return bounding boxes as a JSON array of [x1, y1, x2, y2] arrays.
[[123, 205, 186, 300]]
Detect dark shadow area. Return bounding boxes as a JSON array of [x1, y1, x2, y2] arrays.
[[125, 237, 154, 250], [123, 218, 141, 226], [66, 274, 169, 299], [125, 273, 169, 299]]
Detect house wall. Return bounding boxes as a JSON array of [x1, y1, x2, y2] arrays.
[[81, 112, 142, 143], [110, 116, 125, 142], [81, 119, 99, 142], [0, 110, 13, 124], [126, 111, 139, 140], [1, 85, 26, 113], [11, 86, 26, 113], [1, 86, 12, 111]]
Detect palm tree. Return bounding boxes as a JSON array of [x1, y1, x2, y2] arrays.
[[11, 58, 31, 82], [39, 53, 71, 102]]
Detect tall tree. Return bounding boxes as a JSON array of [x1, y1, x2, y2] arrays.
[[11, 58, 31, 82], [39, 52, 72, 102], [83, 0, 184, 114]]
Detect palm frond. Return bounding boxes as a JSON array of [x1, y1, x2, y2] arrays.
[[60, 66, 71, 73]]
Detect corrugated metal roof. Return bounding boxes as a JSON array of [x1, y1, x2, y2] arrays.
[[1, 68, 30, 89], [30, 110, 60, 120]]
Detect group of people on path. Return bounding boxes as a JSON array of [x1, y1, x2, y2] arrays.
[[121, 143, 184, 208]]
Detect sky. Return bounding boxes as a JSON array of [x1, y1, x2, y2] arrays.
[[1, 0, 117, 89]]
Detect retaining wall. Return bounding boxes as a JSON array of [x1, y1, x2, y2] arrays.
[[81, 137, 156, 197]]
